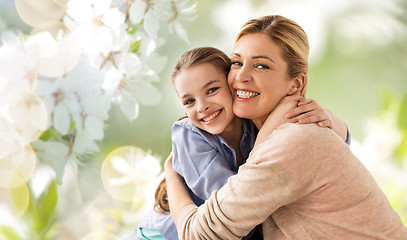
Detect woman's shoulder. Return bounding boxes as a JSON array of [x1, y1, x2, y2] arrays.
[[258, 123, 343, 151], [276, 123, 336, 139]]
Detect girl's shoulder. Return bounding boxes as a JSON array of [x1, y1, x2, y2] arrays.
[[172, 118, 222, 146], [173, 117, 198, 132]]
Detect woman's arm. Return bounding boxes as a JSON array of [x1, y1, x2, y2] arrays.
[[285, 98, 349, 143], [168, 124, 333, 239]]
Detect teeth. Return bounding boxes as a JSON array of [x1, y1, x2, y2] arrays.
[[203, 110, 221, 122], [236, 90, 259, 99]]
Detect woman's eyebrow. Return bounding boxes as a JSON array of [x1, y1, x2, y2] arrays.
[[252, 55, 275, 63], [231, 52, 275, 63]]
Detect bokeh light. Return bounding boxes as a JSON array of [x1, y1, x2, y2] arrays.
[[0, 133, 37, 186], [1, 86, 48, 142], [101, 146, 161, 204], [14, 0, 66, 27], [0, 171, 30, 217]]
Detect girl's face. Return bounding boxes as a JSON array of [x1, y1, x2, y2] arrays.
[[174, 62, 235, 135], [228, 32, 296, 128]]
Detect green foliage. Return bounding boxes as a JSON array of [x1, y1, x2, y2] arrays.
[[34, 181, 57, 232], [381, 90, 407, 167], [130, 40, 142, 53], [39, 120, 75, 141], [396, 93, 407, 164], [127, 25, 138, 35], [23, 180, 58, 239], [0, 226, 24, 240], [39, 126, 61, 141]]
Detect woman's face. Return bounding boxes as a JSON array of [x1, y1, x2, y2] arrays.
[[228, 32, 295, 127], [174, 62, 236, 135]]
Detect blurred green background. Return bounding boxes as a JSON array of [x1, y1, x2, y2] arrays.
[[102, 0, 407, 159], [4, 0, 405, 158]]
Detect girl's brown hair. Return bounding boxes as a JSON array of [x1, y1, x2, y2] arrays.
[[235, 15, 310, 96], [154, 47, 231, 213]]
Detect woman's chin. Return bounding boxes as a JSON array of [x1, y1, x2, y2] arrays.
[[233, 108, 255, 119]]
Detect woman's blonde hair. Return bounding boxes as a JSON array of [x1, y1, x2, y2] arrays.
[[154, 47, 231, 213], [235, 15, 309, 96]]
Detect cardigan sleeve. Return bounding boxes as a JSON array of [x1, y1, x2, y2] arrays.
[[176, 123, 347, 239]]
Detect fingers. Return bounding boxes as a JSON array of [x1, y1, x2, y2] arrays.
[[317, 119, 333, 128], [285, 102, 314, 118], [287, 112, 332, 127], [298, 98, 312, 106], [287, 111, 323, 123]]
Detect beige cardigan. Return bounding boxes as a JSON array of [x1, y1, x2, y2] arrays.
[[177, 123, 407, 239]]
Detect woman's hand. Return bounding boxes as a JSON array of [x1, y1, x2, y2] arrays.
[[164, 152, 195, 225], [285, 98, 349, 142]]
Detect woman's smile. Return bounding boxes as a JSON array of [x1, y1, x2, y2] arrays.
[[235, 89, 260, 100]]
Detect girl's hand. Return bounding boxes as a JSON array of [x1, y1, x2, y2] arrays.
[[164, 151, 174, 176], [285, 98, 348, 142], [164, 151, 195, 225]]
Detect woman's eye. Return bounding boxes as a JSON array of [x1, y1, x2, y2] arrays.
[[184, 99, 194, 105], [231, 61, 242, 67], [255, 64, 270, 69], [208, 87, 219, 94]]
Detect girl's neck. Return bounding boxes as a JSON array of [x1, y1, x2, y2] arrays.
[[220, 117, 242, 145], [252, 117, 266, 130], [220, 117, 244, 166]]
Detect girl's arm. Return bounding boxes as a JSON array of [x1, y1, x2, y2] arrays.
[[254, 95, 301, 147], [255, 96, 351, 148], [285, 98, 349, 143]]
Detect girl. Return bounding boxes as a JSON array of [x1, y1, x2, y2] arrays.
[[137, 46, 350, 239]]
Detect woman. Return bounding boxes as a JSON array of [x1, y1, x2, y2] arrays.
[[165, 15, 407, 239], [137, 47, 347, 239]]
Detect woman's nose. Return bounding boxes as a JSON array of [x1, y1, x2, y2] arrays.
[[235, 65, 251, 83]]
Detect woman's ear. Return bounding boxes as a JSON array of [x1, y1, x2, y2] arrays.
[[288, 73, 307, 95]]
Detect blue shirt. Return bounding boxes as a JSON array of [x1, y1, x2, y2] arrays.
[[137, 118, 257, 240]]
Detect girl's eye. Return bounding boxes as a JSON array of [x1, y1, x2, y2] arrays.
[[208, 87, 219, 94], [184, 99, 194, 106], [255, 63, 270, 69]]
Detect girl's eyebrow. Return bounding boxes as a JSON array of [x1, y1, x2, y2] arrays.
[[202, 79, 220, 89], [180, 80, 220, 99], [232, 52, 275, 63]]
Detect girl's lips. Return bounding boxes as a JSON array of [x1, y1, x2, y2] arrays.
[[235, 89, 260, 100], [200, 109, 222, 124]]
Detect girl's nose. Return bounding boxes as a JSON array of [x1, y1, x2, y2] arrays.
[[197, 100, 210, 113]]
